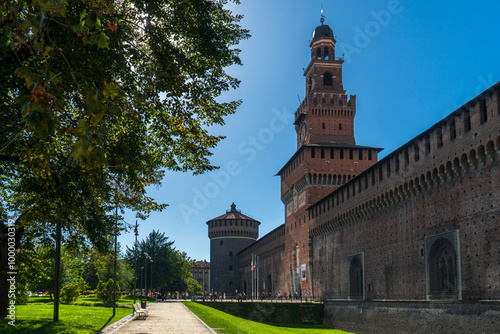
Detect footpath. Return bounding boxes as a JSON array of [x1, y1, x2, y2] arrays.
[[112, 301, 215, 334]]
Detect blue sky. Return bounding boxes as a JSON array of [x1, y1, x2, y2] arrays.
[[119, 0, 500, 261]]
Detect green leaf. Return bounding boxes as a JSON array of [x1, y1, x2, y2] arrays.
[[97, 32, 109, 48]]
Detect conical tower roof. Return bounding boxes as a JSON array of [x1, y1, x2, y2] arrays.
[[206, 203, 260, 224]]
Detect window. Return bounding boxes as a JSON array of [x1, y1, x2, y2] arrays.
[[414, 143, 420, 161], [339, 123, 342, 130], [348, 253, 364, 300], [425, 231, 460, 300], [316, 48, 321, 59], [220, 240, 223, 245], [450, 120, 456, 141], [322, 122, 325, 129], [359, 150, 363, 160], [479, 99, 487, 123], [311, 148, 315, 158], [229, 252, 233, 257], [323, 72, 333, 86], [330, 148, 334, 159], [349, 149, 353, 160], [229, 266, 233, 271], [464, 110, 471, 132], [437, 128, 443, 148], [368, 150, 372, 161], [425, 134, 431, 154], [340, 149, 344, 159], [324, 47, 329, 59]]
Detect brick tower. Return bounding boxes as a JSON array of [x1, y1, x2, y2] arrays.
[[207, 203, 260, 295], [277, 16, 383, 297]]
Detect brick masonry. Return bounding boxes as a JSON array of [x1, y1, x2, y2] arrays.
[[209, 19, 500, 333]]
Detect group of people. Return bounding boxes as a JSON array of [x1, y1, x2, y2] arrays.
[[151, 291, 190, 301]]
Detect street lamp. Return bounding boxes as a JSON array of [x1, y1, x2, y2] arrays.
[[150, 259, 153, 299], [144, 252, 149, 304], [140, 267, 144, 298]]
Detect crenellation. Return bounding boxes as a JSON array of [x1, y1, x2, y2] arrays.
[[210, 15, 499, 333]]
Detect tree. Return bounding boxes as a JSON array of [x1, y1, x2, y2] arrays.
[[126, 230, 195, 293], [0, 0, 249, 318], [97, 254, 134, 293]]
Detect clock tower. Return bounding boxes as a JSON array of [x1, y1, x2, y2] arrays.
[[277, 16, 383, 297]]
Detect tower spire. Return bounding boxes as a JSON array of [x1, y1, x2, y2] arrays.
[[320, 2, 325, 25]]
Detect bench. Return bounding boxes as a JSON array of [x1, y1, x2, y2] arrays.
[[133, 302, 148, 319]]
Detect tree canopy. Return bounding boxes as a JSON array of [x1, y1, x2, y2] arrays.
[[0, 0, 249, 318], [126, 229, 197, 293]]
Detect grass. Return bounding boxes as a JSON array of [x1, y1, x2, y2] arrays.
[[0, 296, 136, 333], [26, 295, 154, 308], [183, 302, 353, 334]]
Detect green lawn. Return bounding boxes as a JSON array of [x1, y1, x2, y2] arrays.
[[183, 302, 353, 334], [0, 299, 133, 333], [26, 294, 154, 307]]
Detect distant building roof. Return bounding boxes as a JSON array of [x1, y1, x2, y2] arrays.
[[206, 203, 260, 224]]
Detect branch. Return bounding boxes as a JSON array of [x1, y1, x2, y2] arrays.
[[0, 123, 26, 153]]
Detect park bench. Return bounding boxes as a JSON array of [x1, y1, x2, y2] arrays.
[[133, 302, 148, 319]]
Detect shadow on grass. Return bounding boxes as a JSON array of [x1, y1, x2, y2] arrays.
[[27, 296, 53, 304], [263, 322, 330, 330], [0, 319, 77, 334], [98, 314, 117, 331]]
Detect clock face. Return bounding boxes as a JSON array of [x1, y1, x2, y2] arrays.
[[299, 122, 307, 144]]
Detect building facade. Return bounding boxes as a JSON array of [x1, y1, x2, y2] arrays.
[[191, 260, 210, 293], [209, 17, 500, 333]]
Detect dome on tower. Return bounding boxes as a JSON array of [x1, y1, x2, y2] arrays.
[[312, 23, 334, 40]]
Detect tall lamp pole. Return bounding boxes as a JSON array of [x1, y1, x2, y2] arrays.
[[140, 267, 144, 297], [113, 197, 118, 317], [150, 259, 153, 298], [133, 221, 138, 305], [144, 252, 149, 304]]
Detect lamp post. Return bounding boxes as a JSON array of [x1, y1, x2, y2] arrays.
[[144, 252, 149, 304], [133, 221, 138, 305], [150, 259, 153, 299], [140, 267, 144, 298]]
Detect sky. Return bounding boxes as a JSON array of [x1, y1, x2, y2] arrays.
[[118, 0, 500, 261]]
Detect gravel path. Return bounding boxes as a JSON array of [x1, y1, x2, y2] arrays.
[[114, 301, 215, 334]]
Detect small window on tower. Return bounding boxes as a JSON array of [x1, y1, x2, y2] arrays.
[[324, 47, 329, 59], [316, 48, 321, 59], [322, 122, 325, 129], [339, 123, 342, 130], [323, 72, 333, 86]]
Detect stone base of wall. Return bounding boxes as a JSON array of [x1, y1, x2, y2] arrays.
[[324, 300, 500, 334], [197, 301, 324, 325]]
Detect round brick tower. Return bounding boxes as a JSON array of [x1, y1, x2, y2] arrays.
[[207, 203, 260, 295]]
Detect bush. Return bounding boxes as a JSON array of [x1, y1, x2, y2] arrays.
[[97, 279, 121, 304], [60, 283, 81, 303], [15, 282, 30, 305]]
